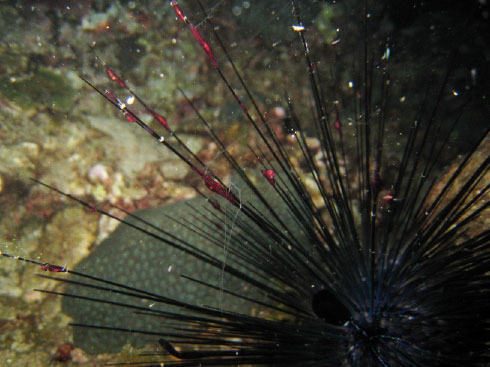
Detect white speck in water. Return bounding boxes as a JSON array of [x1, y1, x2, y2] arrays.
[[382, 46, 390, 60], [471, 68, 477, 85], [232, 6, 242, 16]]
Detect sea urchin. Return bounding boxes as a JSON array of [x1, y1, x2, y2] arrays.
[[2, 0, 489, 366]]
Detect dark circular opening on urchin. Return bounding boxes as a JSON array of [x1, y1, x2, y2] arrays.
[[312, 289, 350, 325]]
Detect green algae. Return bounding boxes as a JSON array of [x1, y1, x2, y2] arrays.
[[0, 68, 76, 113]]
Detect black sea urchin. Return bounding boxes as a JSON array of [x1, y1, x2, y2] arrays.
[[1, 0, 489, 366]]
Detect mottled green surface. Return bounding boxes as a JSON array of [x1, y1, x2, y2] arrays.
[[63, 173, 306, 353], [0, 68, 76, 112]]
